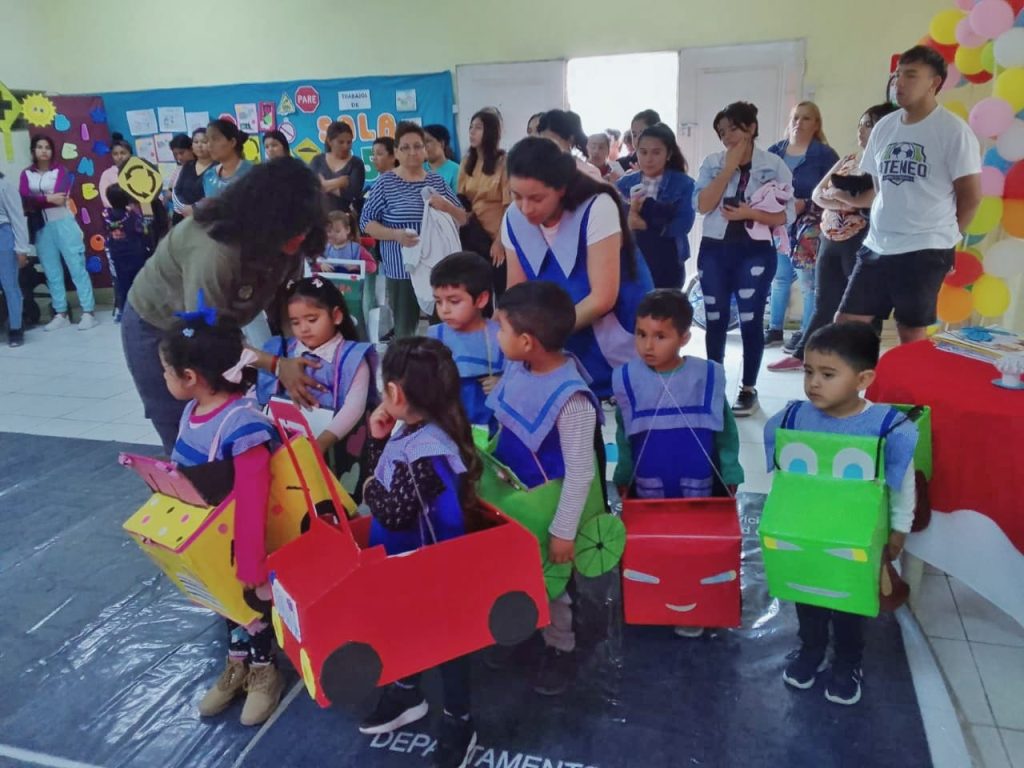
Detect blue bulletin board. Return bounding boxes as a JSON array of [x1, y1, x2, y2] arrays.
[[99, 71, 455, 185]]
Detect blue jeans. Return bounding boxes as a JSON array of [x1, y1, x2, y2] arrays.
[[769, 251, 814, 334], [0, 223, 23, 331], [35, 215, 94, 314], [698, 237, 777, 388]]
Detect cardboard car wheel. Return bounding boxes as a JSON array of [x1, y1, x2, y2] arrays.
[[574, 514, 626, 578], [321, 641, 384, 714], [544, 559, 572, 598], [488, 590, 540, 646]]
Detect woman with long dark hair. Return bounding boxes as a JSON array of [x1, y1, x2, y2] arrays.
[[171, 126, 213, 222], [616, 123, 695, 289], [693, 101, 793, 416], [122, 157, 328, 451], [310, 121, 366, 213], [203, 119, 252, 198], [501, 137, 653, 397], [458, 109, 512, 292], [20, 134, 96, 331], [538, 109, 602, 180]]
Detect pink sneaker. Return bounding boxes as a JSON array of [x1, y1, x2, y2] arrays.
[[768, 355, 804, 373]]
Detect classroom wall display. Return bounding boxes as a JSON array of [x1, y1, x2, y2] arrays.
[[100, 72, 456, 185], [24, 95, 115, 288]]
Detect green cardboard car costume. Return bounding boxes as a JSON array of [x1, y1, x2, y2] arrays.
[[759, 403, 929, 618]]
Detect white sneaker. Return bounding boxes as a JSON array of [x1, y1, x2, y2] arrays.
[[77, 313, 97, 330], [44, 314, 70, 332]]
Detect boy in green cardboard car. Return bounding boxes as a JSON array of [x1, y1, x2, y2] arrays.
[[763, 322, 918, 706]]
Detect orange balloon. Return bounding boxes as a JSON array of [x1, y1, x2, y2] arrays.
[[1003, 199, 1024, 238], [937, 284, 973, 323], [89, 234, 105, 252]]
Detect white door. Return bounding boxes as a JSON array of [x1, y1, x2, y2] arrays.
[[455, 60, 567, 154], [677, 41, 805, 259]]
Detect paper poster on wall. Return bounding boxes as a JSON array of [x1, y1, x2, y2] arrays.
[[134, 136, 158, 164], [154, 133, 175, 163], [406, 116, 423, 126], [339, 89, 371, 111], [395, 89, 417, 112], [293, 137, 321, 164], [126, 109, 158, 136], [279, 120, 296, 143], [278, 92, 296, 116], [157, 106, 187, 133], [185, 111, 209, 135], [258, 101, 276, 133], [235, 103, 259, 133]]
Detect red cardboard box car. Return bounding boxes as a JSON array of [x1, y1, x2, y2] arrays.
[[621, 498, 741, 628]]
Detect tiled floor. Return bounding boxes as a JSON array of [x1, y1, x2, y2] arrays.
[[2, 310, 1022, 766]]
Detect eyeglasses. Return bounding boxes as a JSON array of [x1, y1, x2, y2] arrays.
[[397, 143, 425, 152]]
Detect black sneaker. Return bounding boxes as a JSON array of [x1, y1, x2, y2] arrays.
[[8, 328, 24, 348], [533, 647, 575, 696], [764, 329, 784, 347], [731, 389, 759, 417], [783, 331, 803, 353], [824, 659, 863, 705], [434, 712, 478, 768], [357, 683, 428, 735], [782, 647, 828, 690]]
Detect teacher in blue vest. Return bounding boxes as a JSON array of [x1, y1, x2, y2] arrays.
[[501, 137, 653, 398]]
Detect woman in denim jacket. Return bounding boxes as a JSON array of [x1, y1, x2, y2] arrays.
[[765, 103, 839, 352], [693, 102, 794, 417]]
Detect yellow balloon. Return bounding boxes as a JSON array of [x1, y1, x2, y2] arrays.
[[966, 196, 1004, 235], [995, 68, 1024, 112], [972, 274, 1012, 316], [944, 99, 970, 121], [956, 44, 986, 76], [930, 8, 967, 45], [982, 42, 996, 74]]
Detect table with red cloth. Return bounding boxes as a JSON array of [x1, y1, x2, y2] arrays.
[[868, 339, 1024, 627]]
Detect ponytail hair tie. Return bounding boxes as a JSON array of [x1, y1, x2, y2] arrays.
[[174, 289, 217, 326]]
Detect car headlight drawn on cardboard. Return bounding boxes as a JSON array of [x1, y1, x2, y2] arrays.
[[621, 497, 741, 628], [267, 499, 550, 712], [120, 403, 356, 626], [759, 428, 892, 618], [474, 433, 625, 599]]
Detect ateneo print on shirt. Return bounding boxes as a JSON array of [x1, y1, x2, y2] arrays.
[[878, 142, 927, 185]]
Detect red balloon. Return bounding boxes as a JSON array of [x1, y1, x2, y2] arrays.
[[1009, 0, 1024, 13], [920, 35, 958, 64], [945, 250, 985, 287], [1005, 162, 1024, 200], [965, 69, 995, 84]]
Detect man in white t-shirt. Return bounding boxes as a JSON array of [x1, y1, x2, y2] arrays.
[[835, 45, 982, 344]]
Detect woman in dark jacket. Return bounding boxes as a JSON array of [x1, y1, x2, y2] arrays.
[[766, 102, 839, 352]]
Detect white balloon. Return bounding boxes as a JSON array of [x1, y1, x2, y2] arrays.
[[985, 237, 1024, 278], [995, 27, 1024, 69], [996, 118, 1024, 161]]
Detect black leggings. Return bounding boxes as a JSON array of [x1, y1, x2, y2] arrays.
[[226, 619, 275, 665], [398, 655, 471, 717]]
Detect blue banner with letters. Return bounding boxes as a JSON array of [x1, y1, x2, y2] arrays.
[[99, 71, 455, 185]]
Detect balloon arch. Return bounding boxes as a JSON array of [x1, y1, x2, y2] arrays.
[[922, 0, 1024, 323]]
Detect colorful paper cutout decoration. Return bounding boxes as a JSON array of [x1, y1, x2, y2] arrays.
[[622, 498, 741, 628], [267, 396, 548, 711], [67, 198, 77, 216], [258, 101, 276, 132], [235, 103, 259, 133], [0, 81, 22, 160], [759, 428, 891, 617], [80, 208, 91, 226], [81, 183, 98, 201], [80, 123, 90, 141], [243, 136, 262, 163], [89, 105, 107, 123], [53, 113, 71, 131], [118, 157, 163, 204], [293, 137, 322, 165], [278, 91, 296, 116], [22, 93, 56, 127], [89, 234, 105, 251], [61, 142, 78, 160], [295, 85, 321, 114], [476, 439, 623, 598], [122, 412, 357, 626], [279, 120, 296, 143], [92, 140, 110, 156]]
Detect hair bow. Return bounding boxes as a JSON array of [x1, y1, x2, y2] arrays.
[[174, 289, 217, 326], [222, 349, 260, 384]]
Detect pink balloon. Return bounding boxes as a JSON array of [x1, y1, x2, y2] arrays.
[[969, 96, 1015, 137], [942, 63, 964, 91], [958, 16, 988, 46], [956, 0, 976, 8], [981, 165, 1006, 196], [970, 0, 1015, 38]]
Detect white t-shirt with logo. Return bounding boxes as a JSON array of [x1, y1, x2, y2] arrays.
[[861, 106, 980, 255]]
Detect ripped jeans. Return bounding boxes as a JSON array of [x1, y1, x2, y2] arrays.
[[697, 236, 778, 388]]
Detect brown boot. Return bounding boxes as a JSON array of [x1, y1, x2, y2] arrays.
[[198, 656, 248, 717], [240, 663, 285, 726]]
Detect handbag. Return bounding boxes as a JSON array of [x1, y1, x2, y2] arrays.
[[791, 206, 823, 269]]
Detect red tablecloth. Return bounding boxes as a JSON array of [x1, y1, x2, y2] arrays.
[[868, 340, 1024, 555]]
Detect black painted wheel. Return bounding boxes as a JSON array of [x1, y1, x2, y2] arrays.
[[488, 591, 539, 646], [321, 641, 383, 714]]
